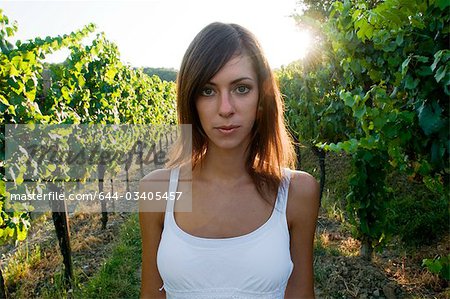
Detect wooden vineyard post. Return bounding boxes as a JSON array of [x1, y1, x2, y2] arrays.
[[125, 168, 130, 193], [152, 142, 158, 168], [125, 151, 132, 193], [49, 182, 73, 287], [312, 146, 326, 206], [155, 141, 166, 168], [137, 140, 144, 178], [44, 71, 74, 286], [110, 177, 115, 212], [165, 133, 169, 149], [0, 267, 7, 299], [98, 164, 108, 229], [291, 133, 301, 170]]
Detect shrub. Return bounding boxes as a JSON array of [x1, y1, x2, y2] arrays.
[[388, 193, 449, 246]]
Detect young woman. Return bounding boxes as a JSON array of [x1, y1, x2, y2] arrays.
[[139, 22, 320, 299]]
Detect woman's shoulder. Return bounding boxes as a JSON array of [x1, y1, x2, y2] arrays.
[[140, 164, 191, 185], [286, 169, 320, 226], [286, 169, 319, 197], [140, 168, 171, 195], [139, 168, 173, 216], [138, 166, 189, 224], [140, 168, 171, 183]]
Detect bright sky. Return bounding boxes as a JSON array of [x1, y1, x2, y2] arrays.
[[2, 0, 311, 69]]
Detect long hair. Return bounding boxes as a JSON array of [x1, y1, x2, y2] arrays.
[[167, 22, 296, 199]]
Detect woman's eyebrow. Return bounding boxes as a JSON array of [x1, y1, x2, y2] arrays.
[[207, 77, 255, 86]]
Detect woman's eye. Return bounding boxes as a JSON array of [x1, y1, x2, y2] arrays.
[[235, 85, 250, 94], [201, 87, 216, 96], [201, 88, 215, 96]]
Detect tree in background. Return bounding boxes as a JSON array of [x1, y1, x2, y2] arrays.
[[283, 0, 449, 260], [278, 48, 354, 203], [1, 8, 177, 294], [142, 67, 177, 82]]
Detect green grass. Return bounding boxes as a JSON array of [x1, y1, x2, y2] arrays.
[[314, 237, 341, 258], [4, 213, 142, 299], [3, 242, 42, 298], [297, 146, 351, 221], [40, 268, 86, 299], [4, 243, 42, 282], [74, 213, 142, 299]]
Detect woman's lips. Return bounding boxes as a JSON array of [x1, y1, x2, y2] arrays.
[[215, 125, 240, 135]]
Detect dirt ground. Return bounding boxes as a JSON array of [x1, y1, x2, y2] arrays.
[[314, 214, 449, 299]]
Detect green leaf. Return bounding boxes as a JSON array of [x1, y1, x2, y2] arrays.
[[106, 68, 117, 82], [0, 95, 9, 106], [435, 65, 447, 83], [431, 141, 445, 165], [16, 172, 23, 185], [9, 65, 20, 77], [361, 219, 370, 234], [78, 75, 85, 87], [368, 69, 382, 81], [341, 91, 355, 107], [0, 181, 5, 197], [6, 27, 14, 37], [413, 55, 428, 63], [352, 9, 362, 21], [16, 225, 28, 241], [404, 75, 419, 89], [10, 55, 22, 69], [417, 101, 444, 135], [61, 86, 70, 101], [373, 116, 387, 129], [423, 258, 443, 274], [354, 105, 367, 119], [401, 56, 411, 75], [383, 42, 396, 52], [7, 105, 16, 116], [436, 0, 450, 10], [395, 33, 403, 46], [423, 176, 444, 193], [431, 50, 443, 71], [417, 66, 433, 76]]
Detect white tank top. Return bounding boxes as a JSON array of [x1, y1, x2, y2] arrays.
[[157, 167, 294, 299]]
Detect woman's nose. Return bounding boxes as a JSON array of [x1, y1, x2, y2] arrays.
[[218, 92, 235, 118]]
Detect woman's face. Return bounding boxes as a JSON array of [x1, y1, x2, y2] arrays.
[[195, 54, 259, 152]]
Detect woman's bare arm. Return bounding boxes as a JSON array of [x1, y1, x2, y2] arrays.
[[139, 170, 169, 299], [284, 171, 320, 299]]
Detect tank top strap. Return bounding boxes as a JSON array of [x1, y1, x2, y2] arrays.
[[165, 167, 180, 214], [165, 167, 291, 216], [274, 168, 292, 214]]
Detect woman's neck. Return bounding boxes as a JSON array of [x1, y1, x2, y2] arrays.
[[195, 144, 250, 183]]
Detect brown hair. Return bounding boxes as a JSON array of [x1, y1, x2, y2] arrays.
[[167, 22, 296, 199]]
